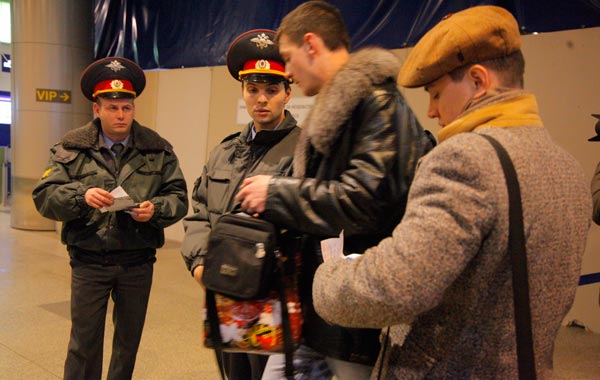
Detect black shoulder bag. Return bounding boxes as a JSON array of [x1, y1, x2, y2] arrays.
[[202, 213, 298, 380], [481, 134, 537, 380]]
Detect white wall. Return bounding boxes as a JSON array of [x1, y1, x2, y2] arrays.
[[523, 28, 600, 333], [134, 67, 212, 242]]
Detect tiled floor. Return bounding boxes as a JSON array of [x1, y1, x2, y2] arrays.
[[0, 207, 219, 380], [0, 207, 599, 379]]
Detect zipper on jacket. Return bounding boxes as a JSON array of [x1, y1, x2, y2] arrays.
[[225, 142, 270, 211]]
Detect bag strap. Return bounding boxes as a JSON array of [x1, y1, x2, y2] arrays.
[[275, 249, 295, 380], [205, 289, 227, 380], [481, 134, 537, 380], [376, 327, 391, 380]]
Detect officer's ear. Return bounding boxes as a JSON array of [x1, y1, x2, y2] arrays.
[[284, 84, 291, 103], [93, 100, 101, 117]]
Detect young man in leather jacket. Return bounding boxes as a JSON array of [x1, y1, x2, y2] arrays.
[[235, 2, 434, 379]]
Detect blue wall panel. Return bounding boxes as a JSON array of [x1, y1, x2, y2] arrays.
[[93, 0, 600, 70]]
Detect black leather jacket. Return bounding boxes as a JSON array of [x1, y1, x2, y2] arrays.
[[263, 48, 434, 364]]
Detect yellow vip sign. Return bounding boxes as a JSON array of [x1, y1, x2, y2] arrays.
[[36, 89, 71, 104]]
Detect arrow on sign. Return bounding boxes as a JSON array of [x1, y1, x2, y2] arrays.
[[36, 88, 72, 104]]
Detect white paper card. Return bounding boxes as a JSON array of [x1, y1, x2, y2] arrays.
[[100, 186, 137, 213]]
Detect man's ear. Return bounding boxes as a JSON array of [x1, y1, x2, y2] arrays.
[[92, 102, 100, 117], [303, 33, 321, 55], [468, 64, 491, 99]]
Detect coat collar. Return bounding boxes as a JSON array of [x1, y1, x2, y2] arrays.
[[293, 47, 401, 176], [238, 110, 298, 145], [60, 118, 173, 152]]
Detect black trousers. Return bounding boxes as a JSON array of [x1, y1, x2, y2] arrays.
[[223, 352, 269, 380], [64, 257, 153, 380]]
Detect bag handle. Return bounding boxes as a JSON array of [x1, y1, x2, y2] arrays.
[[205, 289, 227, 380], [275, 249, 295, 380], [481, 134, 537, 380]]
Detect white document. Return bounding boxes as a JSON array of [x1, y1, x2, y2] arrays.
[[320, 230, 344, 262], [100, 186, 137, 213]]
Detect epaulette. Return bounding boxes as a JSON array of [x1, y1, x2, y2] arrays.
[[220, 132, 242, 144]]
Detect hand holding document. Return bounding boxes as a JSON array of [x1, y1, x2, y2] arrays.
[[100, 186, 138, 213], [321, 230, 344, 262], [321, 230, 361, 261]]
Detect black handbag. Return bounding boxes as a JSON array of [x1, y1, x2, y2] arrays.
[[202, 212, 299, 380], [203, 212, 279, 300]]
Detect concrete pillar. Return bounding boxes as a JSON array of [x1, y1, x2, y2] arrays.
[[10, 0, 93, 230]]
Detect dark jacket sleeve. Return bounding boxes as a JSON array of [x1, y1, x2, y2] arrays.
[[263, 90, 431, 238], [32, 147, 92, 222], [147, 151, 189, 229], [591, 160, 600, 225], [180, 166, 211, 272]]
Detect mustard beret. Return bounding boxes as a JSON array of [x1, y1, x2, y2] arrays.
[[398, 5, 521, 88]]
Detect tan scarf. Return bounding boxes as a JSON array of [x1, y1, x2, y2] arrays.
[[437, 88, 543, 143]]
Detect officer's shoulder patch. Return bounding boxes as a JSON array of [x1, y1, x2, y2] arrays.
[[41, 167, 53, 180], [53, 145, 79, 164]]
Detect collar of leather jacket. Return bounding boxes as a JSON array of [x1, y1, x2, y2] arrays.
[[302, 47, 401, 156]]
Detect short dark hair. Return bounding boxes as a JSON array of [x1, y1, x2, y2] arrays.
[[241, 79, 290, 91], [276, 0, 350, 51], [449, 50, 525, 88]]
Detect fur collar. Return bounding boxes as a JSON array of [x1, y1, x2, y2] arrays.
[[61, 119, 173, 152], [294, 47, 400, 176]]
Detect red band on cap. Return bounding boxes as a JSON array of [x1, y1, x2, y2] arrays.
[[239, 59, 286, 79], [92, 79, 136, 98]]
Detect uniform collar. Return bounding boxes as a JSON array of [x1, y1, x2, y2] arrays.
[[248, 119, 283, 142], [101, 133, 131, 150]]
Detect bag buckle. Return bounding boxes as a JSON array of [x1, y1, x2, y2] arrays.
[[219, 264, 238, 277], [255, 243, 266, 258]]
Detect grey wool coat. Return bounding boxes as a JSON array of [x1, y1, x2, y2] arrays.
[[313, 126, 591, 379]]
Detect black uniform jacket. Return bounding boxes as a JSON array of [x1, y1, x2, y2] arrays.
[[181, 111, 300, 273], [32, 119, 188, 255]]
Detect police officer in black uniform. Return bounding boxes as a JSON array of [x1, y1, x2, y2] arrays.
[[33, 57, 188, 380], [181, 30, 300, 380]]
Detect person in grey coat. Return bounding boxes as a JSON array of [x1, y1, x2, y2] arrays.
[[312, 6, 591, 380]]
